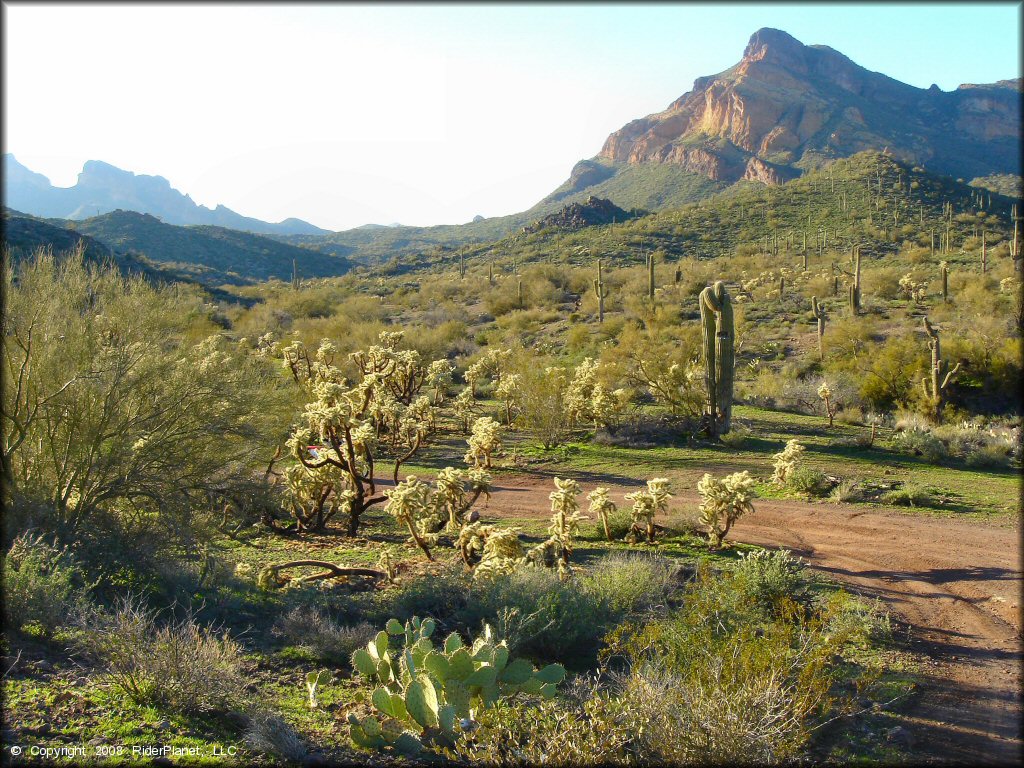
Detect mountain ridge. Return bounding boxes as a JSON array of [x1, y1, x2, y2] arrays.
[[2, 154, 330, 236]]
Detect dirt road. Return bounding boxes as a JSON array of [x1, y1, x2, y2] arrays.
[[479, 474, 1022, 765]]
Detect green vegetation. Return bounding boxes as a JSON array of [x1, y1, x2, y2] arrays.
[[2, 147, 1017, 765]]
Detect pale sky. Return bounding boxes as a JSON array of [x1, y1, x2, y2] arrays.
[[3, 2, 1021, 231]]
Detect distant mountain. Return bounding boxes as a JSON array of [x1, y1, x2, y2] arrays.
[[2, 208, 352, 286], [544, 28, 1021, 209], [1, 207, 243, 295], [2, 155, 330, 236]]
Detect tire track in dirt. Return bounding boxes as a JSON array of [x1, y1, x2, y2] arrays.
[[478, 474, 1022, 765]]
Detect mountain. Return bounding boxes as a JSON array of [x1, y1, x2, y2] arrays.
[[2, 155, 330, 236], [548, 28, 1021, 207], [1, 207, 249, 299], [524, 196, 637, 233], [2, 208, 352, 286]]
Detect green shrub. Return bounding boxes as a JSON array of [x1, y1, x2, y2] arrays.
[[719, 425, 751, 448], [582, 552, 679, 622], [880, 483, 935, 507], [787, 466, 834, 497], [272, 607, 375, 666], [964, 443, 1012, 469], [590, 507, 632, 540], [387, 562, 472, 627], [733, 549, 810, 613], [75, 596, 247, 714], [890, 429, 948, 463], [2, 531, 91, 635], [458, 567, 609, 667]]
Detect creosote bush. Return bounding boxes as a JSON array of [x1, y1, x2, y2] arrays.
[[75, 596, 247, 714], [1, 530, 92, 635]]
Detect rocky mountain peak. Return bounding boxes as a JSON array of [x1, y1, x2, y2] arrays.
[[593, 28, 1019, 188]]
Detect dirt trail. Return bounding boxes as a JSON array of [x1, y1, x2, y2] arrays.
[[478, 474, 1023, 765]]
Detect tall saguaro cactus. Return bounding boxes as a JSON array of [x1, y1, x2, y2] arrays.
[[921, 317, 960, 421], [517, 279, 524, 308], [848, 245, 862, 315], [811, 296, 826, 360], [699, 281, 735, 437], [593, 260, 609, 323], [981, 230, 987, 274], [459, 252, 466, 279], [646, 252, 655, 298], [939, 261, 949, 303], [292, 259, 300, 291]]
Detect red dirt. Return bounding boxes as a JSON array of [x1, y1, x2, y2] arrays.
[[477, 474, 1023, 765]]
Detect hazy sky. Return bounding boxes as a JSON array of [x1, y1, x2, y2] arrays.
[[3, 2, 1021, 231]]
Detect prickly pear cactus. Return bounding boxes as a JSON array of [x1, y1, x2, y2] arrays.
[[348, 616, 565, 755]]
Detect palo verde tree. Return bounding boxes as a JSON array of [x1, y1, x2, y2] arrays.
[[2, 247, 279, 546]]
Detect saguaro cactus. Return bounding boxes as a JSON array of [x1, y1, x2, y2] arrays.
[[646, 253, 655, 298], [699, 281, 735, 437], [811, 296, 826, 360], [517, 279, 524, 308], [488, 259, 495, 286], [981, 230, 987, 274], [459, 252, 466, 279], [593, 260, 609, 323], [779, 276, 785, 300], [848, 245, 862, 315], [940, 261, 949, 303], [921, 317, 960, 421], [292, 259, 300, 291]]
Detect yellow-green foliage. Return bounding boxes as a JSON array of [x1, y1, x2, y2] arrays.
[[697, 471, 756, 548], [772, 440, 806, 485]]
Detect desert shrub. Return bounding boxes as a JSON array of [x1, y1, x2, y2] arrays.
[[787, 466, 834, 497], [881, 483, 935, 507], [243, 711, 308, 762], [732, 549, 810, 613], [590, 505, 632, 540], [75, 596, 247, 714], [272, 607, 375, 666], [386, 562, 472, 628], [1, 531, 92, 635], [582, 552, 679, 622], [890, 429, 948, 463], [458, 566, 609, 666], [719, 424, 751, 447], [964, 443, 1012, 468], [603, 567, 871, 764], [829, 479, 863, 503]]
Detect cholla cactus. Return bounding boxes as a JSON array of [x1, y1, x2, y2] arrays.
[[697, 470, 757, 549], [465, 417, 503, 468], [817, 381, 838, 427], [463, 348, 512, 398], [453, 387, 477, 434], [587, 487, 617, 542], [281, 331, 445, 536], [468, 528, 524, 581], [428, 466, 492, 532], [543, 477, 586, 577], [623, 478, 672, 543], [494, 373, 521, 426], [385, 476, 435, 560], [772, 440, 805, 485], [426, 360, 454, 404], [898, 273, 927, 303]]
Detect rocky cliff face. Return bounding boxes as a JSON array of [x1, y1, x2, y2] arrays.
[[595, 28, 1020, 185]]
